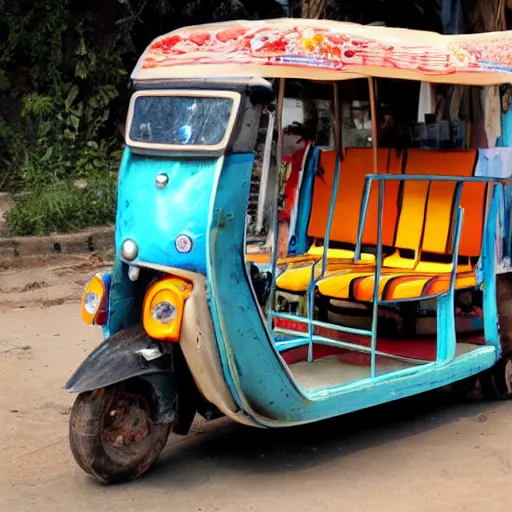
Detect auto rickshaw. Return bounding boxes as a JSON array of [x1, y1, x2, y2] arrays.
[[65, 18, 512, 484]]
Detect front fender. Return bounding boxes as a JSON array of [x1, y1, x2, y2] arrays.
[[65, 325, 171, 393]]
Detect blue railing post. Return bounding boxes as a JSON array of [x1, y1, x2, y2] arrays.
[[436, 181, 464, 365], [370, 179, 385, 378], [271, 174, 506, 381], [354, 177, 373, 261], [321, 153, 342, 276], [307, 259, 320, 362], [480, 183, 506, 351]]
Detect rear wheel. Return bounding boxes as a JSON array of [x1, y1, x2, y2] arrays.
[[69, 385, 171, 484], [479, 358, 512, 401]]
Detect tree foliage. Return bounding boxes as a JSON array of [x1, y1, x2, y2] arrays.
[[0, 0, 283, 234], [0, 0, 284, 188]]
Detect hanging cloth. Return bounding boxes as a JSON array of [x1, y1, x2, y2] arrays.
[[500, 110, 512, 147], [484, 86, 502, 148], [475, 148, 512, 178], [417, 82, 436, 123], [449, 85, 463, 121], [471, 87, 482, 124], [501, 84, 512, 114]]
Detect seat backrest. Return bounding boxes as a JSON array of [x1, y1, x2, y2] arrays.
[[361, 149, 403, 247], [307, 148, 402, 248], [395, 149, 483, 257], [458, 181, 487, 257]]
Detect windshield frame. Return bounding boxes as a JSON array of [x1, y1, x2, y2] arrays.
[[125, 89, 242, 153]]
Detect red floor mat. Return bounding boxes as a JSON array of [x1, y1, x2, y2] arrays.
[[276, 318, 485, 365]]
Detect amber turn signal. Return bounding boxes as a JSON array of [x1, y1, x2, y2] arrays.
[[80, 273, 110, 325]]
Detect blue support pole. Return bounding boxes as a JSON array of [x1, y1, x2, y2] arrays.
[[370, 179, 385, 378]]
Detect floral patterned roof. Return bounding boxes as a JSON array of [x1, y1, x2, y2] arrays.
[[132, 18, 512, 85]]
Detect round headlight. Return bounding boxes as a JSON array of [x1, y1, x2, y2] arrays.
[[151, 301, 177, 324], [84, 292, 101, 314]]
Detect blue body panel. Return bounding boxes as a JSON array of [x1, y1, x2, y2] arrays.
[[116, 147, 218, 274], [293, 147, 319, 254], [106, 147, 219, 337]]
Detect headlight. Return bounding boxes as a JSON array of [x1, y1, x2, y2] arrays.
[[142, 277, 192, 341], [151, 301, 177, 324], [80, 273, 111, 325]]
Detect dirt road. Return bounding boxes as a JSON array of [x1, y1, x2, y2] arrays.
[[1, 261, 512, 512]]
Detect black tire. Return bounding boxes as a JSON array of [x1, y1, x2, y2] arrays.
[[479, 358, 512, 401], [69, 385, 171, 484]]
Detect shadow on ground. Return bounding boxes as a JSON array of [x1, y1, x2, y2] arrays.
[[83, 389, 501, 490]]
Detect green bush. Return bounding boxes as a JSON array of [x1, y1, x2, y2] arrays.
[[5, 173, 117, 236]]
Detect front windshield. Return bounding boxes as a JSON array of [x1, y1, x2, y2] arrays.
[[129, 95, 234, 146]]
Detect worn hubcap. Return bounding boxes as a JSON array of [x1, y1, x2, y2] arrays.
[[102, 394, 151, 449]]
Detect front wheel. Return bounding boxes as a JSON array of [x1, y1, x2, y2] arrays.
[[69, 384, 171, 484]]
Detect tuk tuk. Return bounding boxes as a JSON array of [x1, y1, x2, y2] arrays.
[[65, 18, 512, 484]]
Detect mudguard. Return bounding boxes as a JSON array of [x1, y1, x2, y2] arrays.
[[65, 325, 172, 393]]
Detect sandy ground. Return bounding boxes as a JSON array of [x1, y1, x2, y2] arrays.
[[1, 260, 512, 512]]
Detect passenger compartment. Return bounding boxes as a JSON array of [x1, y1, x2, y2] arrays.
[[272, 148, 496, 390], [316, 149, 485, 303]]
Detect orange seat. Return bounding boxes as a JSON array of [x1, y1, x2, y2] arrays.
[[276, 148, 402, 293], [308, 148, 402, 249], [384, 149, 480, 270], [317, 149, 485, 302]]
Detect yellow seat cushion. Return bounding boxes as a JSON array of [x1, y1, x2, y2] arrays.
[[382, 253, 473, 273], [276, 254, 374, 293], [317, 268, 477, 302], [306, 246, 369, 259]]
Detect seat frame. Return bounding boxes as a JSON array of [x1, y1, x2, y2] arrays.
[[271, 174, 507, 379]]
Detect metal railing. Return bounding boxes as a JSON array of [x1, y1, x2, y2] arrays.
[[271, 174, 508, 379]]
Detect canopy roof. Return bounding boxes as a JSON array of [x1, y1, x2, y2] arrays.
[[132, 18, 512, 85]]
